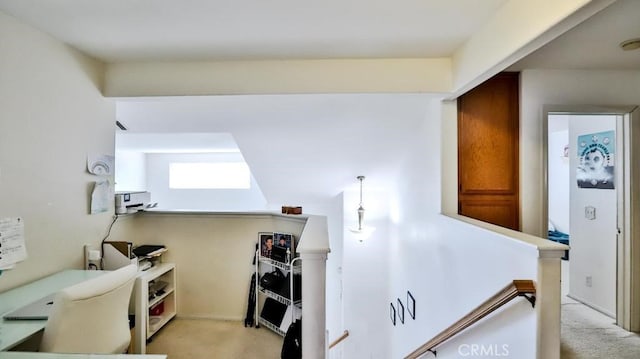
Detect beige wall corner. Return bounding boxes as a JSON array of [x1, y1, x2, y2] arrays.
[[104, 58, 452, 97], [0, 10, 115, 291]]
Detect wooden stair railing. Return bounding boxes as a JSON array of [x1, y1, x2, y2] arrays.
[[328, 330, 350, 349], [404, 280, 536, 359]]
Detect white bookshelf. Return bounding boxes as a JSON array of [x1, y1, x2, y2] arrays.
[[133, 262, 177, 354]]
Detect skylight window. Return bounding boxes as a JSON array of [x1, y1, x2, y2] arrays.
[[169, 162, 250, 189]]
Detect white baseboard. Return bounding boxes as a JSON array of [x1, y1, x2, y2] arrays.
[[177, 314, 244, 321], [566, 293, 616, 319]]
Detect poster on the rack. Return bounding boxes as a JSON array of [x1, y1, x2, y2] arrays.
[[274, 232, 293, 253], [259, 232, 274, 258], [259, 232, 296, 263]]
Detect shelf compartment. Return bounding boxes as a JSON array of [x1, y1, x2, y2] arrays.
[[147, 309, 176, 339], [258, 257, 301, 273], [259, 288, 301, 307], [148, 286, 174, 308], [139, 262, 175, 281], [146, 291, 176, 339], [134, 262, 177, 354], [258, 317, 286, 337]]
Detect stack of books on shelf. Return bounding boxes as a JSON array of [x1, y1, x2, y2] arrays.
[[133, 245, 167, 270]]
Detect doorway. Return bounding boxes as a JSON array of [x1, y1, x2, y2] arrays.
[[548, 113, 618, 317], [545, 105, 640, 332]]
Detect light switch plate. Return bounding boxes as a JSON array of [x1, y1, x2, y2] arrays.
[[585, 206, 596, 220]]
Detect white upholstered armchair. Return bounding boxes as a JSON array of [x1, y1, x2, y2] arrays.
[[39, 263, 138, 353]]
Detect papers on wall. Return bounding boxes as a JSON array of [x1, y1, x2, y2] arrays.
[[87, 154, 114, 176], [91, 179, 112, 214], [0, 217, 28, 270]]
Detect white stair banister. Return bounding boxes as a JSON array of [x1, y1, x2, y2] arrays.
[[298, 215, 331, 359]]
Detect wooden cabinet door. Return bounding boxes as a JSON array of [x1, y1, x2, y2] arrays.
[[458, 72, 520, 230]]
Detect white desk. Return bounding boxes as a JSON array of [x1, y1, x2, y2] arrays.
[[0, 270, 106, 351]]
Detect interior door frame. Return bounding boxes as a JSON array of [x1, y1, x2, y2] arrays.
[[543, 104, 640, 332]]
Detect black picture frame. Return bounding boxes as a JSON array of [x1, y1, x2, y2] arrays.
[[390, 302, 396, 326], [397, 298, 405, 324], [258, 232, 274, 258], [274, 232, 295, 257], [407, 291, 416, 320]]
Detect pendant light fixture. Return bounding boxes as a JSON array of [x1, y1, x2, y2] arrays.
[[354, 175, 366, 232], [349, 176, 374, 240]]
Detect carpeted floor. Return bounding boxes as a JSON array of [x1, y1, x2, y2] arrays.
[[561, 299, 640, 358], [146, 318, 283, 359], [561, 260, 640, 358], [145, 267, 640, 359]]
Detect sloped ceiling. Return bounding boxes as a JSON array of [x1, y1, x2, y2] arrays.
[[116, 94, 439, 205], [510, 0, 640, 70]]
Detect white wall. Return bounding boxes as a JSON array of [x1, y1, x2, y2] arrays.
[[109, 213, 305, 320], [332, 98, 545, 358], [341, 188, 392, 359], [0, 11, 115, 291], [145, 153, 267, 211], [387, 99, 540, 358], [548, 118, 570, 233], [115, 150, 146, 191], [568, 114, 617, 316], [520, 69, 640, 237]]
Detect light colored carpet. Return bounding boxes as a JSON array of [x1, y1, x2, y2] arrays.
[[561, 300, 640, 358], [561, 261, 640, 358], [145, 279, 640, 359], [146, 318, 283, 359]]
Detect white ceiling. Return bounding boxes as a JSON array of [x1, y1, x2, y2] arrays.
[[510, 0, 640, 71], [0, 0, 635, 67], [2, 0, 639, 206], [0, 0, 507, 62]]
